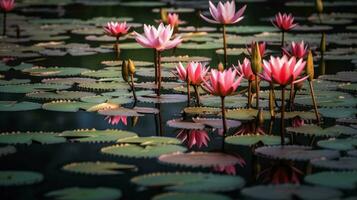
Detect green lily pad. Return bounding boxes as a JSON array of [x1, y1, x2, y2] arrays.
[[319, 108, 357, 119], [286, 125, 357, 137], [0, 101, 42, 111], [26, 91, 95, 100], [117, 136, 181, 145], [183, 107, 221, 115], [81, 69, 120, 79], [201, 95, 247, 108], [317, 138, 357, 151], [241, 184, 342, 200], [0, 171, 43, 186], [23, 67, 88, 77], [101, 60, 153, 67], [305, 171, 357, 190], [152, 192, 232, 200], [138, 94, 187, 104], [119, 1, 165, 7], [60, 129, 137, 143], [41, 77, 96, 85], [225, 25, 277, 34], [98, 108, 142, 117], [275, 111, 319, 120], [0, 79, 31, 85], [0, 145, 16, 157], [255, 145, 340, 161], [45, 187, 122, 200], [136, 82, 182, 90], [131, 172, 245, 192], [216, 48, 246, 56], [225, 135, 287, 147], [178, 42, 221, 50], [42, 101, 96, 112], [320, 71, 357, 83], [101, 144, 186, 158], [62, 161, 137, 175], [0, 83, 71, 93], [0, 132, 66, 145], [161, 56, 211, 63], [80, 96, 133, 104], [78, 82, 129, 91], [339, 83, 357, 94], [225, 109, 271, 121], [158, 152, 243, 168], [311, 157, 357, 171], [136, 67, 175, 78], [294, 91, 357, 107]]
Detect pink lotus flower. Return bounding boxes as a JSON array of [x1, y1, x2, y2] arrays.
[[176, 62, 209, 85], [235, 58, 255, 81], [247, 41, 266, 57], [234, 121, 265, 135], [259, 162, 303, 184], [135, 23, 182, 51], [260, 55, 307, 86], [282, 41, 308, 59], [291, 116, 304, 127], [105, 116, 127, 126], [176, 129, 210, 149], [104, 22, 130, 38], [272, 12, 298, 32], [200, 1, 246, 24], [213, 154, 246, 175], [202, 68, 243, 97], [0, 0, 15, 12], [167, 13, 180, 27]]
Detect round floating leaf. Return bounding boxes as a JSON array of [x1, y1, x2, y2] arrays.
[[305, 171, 357, 190], [161, 56, 211, 63], [317, 138, 357, 151], [42, 77, 96, 85], [81, 69, 120, 78], [0, 171, 43, 186], [101, 60, 153, 67], [117, 136, 182, 145], [275, 111, 318, 120], [201, 95, 246, 108], [159, 152, 242, 168], [101, 144, 186, 158], [80, 96, 132, 104], [98, 108, 142, 117], [241, 184, 342, 200], [294, 91, 357, 108], [183, 107, 221, 115], [153, 192, 231, 200], [311, 157, 357, 171], [339, 83, 357, 94], [216, 48, 246, 56], [167, 119, 205, 130], [138, 94, 187, 104], [45, 187, 122, 200], [286, 125, 357, 137], [0, 146, 16, 157], [26, 91, 95, 100], [255, 145, 340, 161], [136, 82, 182, 90], [60, 129, 137, 143], [225, 25, 277, 34], [133, 106, 159, 114], [225, 109, 271, 121], [0, 83, 71, 93], [225, 135, 286, 147], [23, 67, 88, 77], [0, 79, 31, 85], [136, 67, 175, 78], [62, 161, 137, 175], [192, 118, 241, 129], [319, 108, 357, 119], [42, 101, 96, 112], [0, 101, 41, 111], [0, 132, 66, 145], [320, 71, 357, 83], [178, 42, 221, 50], [119, 1, 165, 7], [132, 172, 244, 192], [336, 118, 357, 125], [173, 86, 207, 95], [78, 82, 129, 91]]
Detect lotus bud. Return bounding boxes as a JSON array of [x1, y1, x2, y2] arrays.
[[319, 60, 325, 75], [269, 90, 275, 117], [122, 60, 129, 82], [256, 108, 264, 128], [320, 33, 326, 53], [251, 42, 262, 74], [128, 59, 136, 75], [315, 0, 323, 14], [160, 8, 168, 24], [218, 62, 224, 72], [306, 50, 314, 81]]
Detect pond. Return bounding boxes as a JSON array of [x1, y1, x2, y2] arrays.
[[0, 0, 357, 199]]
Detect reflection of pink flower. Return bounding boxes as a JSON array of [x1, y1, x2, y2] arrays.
[[272, 12, 297, 32], [259, 162, 302, 184], [200, 1, 246, 25], [247, 41, 266, 57], [202, 68, 243, 97], [213, 154, 246, 175], [282, 41, 308, 59], [260, 55, 307, 86], [176, 129, 210, 149], [0, 0, 15, 12], [103, 22, 130, 38], [235, 58, 255, 81], [105, 116, 127, 125], [135, 23, 182, 51], [234, 121, 265, 135], [291, 116, 304, 127], [176, 62, 209, 85]]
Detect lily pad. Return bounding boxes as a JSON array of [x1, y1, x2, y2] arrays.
[[225, 135, 286, 147], [0, 171, 43, 186], [152, 192, 231, 200], [78, 82, 129, 91], [225, 109, 271, 121], [339, 83, 357, 94], [192, 118, 241, 129], [311, 157, 357, 171], [167, 119, 205, 130], [60, 129, 137, 143], [101, 143, 186, 158], [201, 95, 247, 108], [117, 136, 182, 145], [317, 138, 357, 151], [42, 101, 96, 112], [45, 187, 122, 200], [0, 101, 42, 111], [138, 94, 187, 104], [319, 108, 357, 119], [26, 91, 95, 100], [241, 184, 342, 200], [0, 132, 65, 145], [183, 107, 221, 115], [131, 172, 245, 192], [98, 108, 142, 117], [305, 171, 357, 190], [0, 83, 71, 93], [119, 1, 165, 7], [286, 125, 357, 137], [23, 66, 88, 77], [255, 145, 340, 161], [62, 161, 137, 175], [0, 79, 31, 85]]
